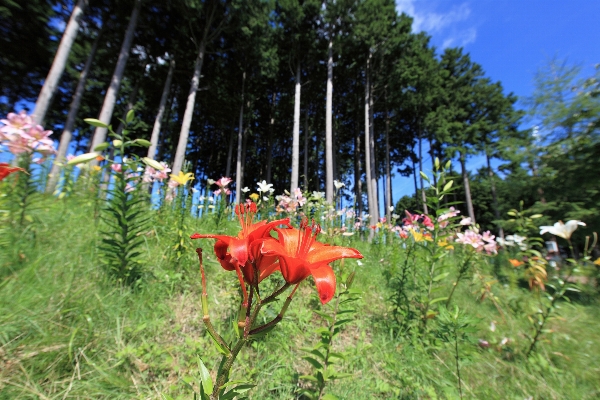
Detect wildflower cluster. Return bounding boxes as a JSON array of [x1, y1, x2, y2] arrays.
[[0, 111, 56, 158], [275, 187, 307, 213], [143, 162, 171, 183]]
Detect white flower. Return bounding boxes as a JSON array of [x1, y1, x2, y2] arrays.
[[208, 196, 215, 203], [333, 180, 345, 189], [312, 191, 325, 199], [269, 188, 275, 194], [241, 186, 249, 193], [207, 178, 216, 185], [389, 206, 394, 212], [460, 217, 472, 226], [257, 180, 273, 193], [263, 196, 269, 201], [191, 187, 198, 193], [392, 213, 400, 220], [357, 260, 363, 266], [342, 232, 354, 236], [540, 220, 586, 240]]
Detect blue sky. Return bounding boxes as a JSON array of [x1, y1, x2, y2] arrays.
[[388, 0, 600, 203]]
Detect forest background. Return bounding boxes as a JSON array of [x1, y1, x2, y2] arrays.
[[2, 0, 600, 247]]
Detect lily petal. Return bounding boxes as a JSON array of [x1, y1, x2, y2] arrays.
[[310, 264, 336, 304]]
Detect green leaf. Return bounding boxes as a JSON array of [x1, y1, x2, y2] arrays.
[[219, 380, 254, 390], [84, 118, 108, 128], [126, 109, 135, 123], [142, 157, 164, 170], [322, 394, 340, 400], [303, 356, 324, 370], [67, 152, 99, 165], [430, 297, 449, 305], [197, 356, 213, 394], [93, 142, 110, 152], [313, 310, 333, 323], [134, 139, 152, 147], [433, 272, 450, 282]]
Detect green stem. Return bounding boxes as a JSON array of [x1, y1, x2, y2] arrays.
[[317, 288, 342, 400], [454, 330, 463, 399]]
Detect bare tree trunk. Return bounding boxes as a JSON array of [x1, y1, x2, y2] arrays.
[[235, 72, 246, 204], [290, 62, 301, 193], [412, 158, 419, 202], [384, 94, 392, 222], [354, 118, 363, 218], [367, 57, 379, 226], [487, 152, 504, 238], [89, 0, 142, 161], [304, 108, 309, 190], [429, 135, 437, 186], [147, 58, 175, 160], [418, 132, 428, 214], [325, 36, 334, 203], [266, 92, 275, 183], [241, 125, 248, 191], [460, 153, 475, 223], [46, 22, 101, 194], [172, 38, 206, 176], [364, 54, 375, 228], [33, 0, 87, 126], [226, 120, 235, 177]]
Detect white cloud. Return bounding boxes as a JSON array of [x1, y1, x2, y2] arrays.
[[442, 27, 477, 49], [396, 0, 476, 47]]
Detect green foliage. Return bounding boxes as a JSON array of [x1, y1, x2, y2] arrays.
[[93, 112, 152, 286], [298, 269, 360, 400]]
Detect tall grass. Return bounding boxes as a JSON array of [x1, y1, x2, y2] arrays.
[[1, 195, 599, 399]]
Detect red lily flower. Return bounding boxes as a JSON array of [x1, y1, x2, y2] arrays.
[[0, 163, 24, 181], [260, 218, 363, 304], [190, 202, 290, 284]]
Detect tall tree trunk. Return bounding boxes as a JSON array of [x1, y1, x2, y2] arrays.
[[226, 120, 235, 178], [304, 108, 309, 190], [46, 22, 101, 194], [33, 0, 87, 126], [364, 54, 376, 229], [354, 118, 363, 218], [384, 93, 392, 222], [429, 134, 437, 186], [367, 70, 379, 226], [147, 58, 175, 160], [89, 0, 141, 161], [460, 153, 476, 223], [235, 72, 246, 204], [487, 152, 504, 238], [172, 38, 206, 176], [241, 125, 248, 192], [290, 62, 301, 193], [412, 158, 419, 202], [325, 35, 334, 203], [418, 132, 428, 214], [266, 92, 275, 184]]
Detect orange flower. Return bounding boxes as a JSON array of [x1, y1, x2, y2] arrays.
[[509, 259, 524, 267], [260, 218, 363, 304], [191, 202, 289, 284], [0, 162, 24, 181]]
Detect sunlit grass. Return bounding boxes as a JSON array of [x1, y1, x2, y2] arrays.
[[1, 196, 599, 399]]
